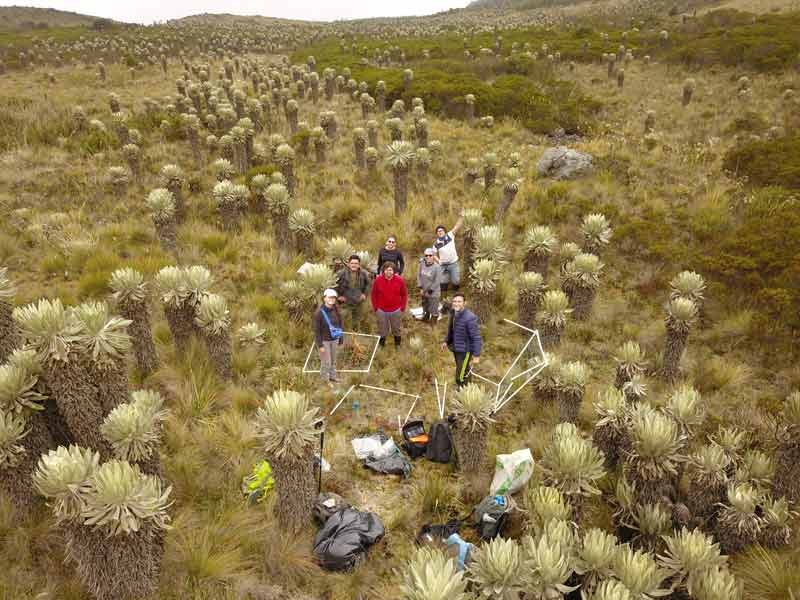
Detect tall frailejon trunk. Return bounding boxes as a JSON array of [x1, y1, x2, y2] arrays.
[[484, 168, 496, 188], [462, 231, 476, 273], [271, 445, 316, 533], [163, 302, 195, 361], [393, 167, 408, 215], [41, 395, 72, 446], [152, 216, 177, 254], [517, 294, 542, 331], [219, 201, 242, 233], [368, 128, 378, 148], [773, 442, 800, 504], [0, 299, 19, 363], [471, 290, 495, 325], [686, 470, 726, 526], [524, 252, 549, 279], [452, 427, 487, 474], [116, 297, 159, 377], [539, 322, 563, 350], [166, 182, 185, 224], [93, 360, 129, 415], [203, 330, 233, 381], [661, 325, 688, 382], [354, 139, 366, 168], [495, 189, 517, 223], [282, 162, 296, 198], [569, 286, 596, 321], [377, 91, 386, 113], [273, 213, 292, 256], [593, 424, 625, 469], [558, 390, 583, 423], [295, 231, 313, 257], [45, 358, 112, 459], [65, 521, 166, 600], [0, 411, 54, 509], [315, 142, 326, 164]]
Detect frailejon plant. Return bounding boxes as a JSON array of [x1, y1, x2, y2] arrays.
[[715, 484, 763, 554], [0, 267, 19, 362], [265, 182, 293, 254], [536, 290, 572, 349], [33, 447, 172, 600], [146, 188, 178, 253], [212, 180, 248, 233], [255, 390, 319, 532], [101, 389, 167, 477], [467, 537, 524, 600], [288, 208, 316, 256], [524, 485, 572, 536], [461, 208, 484, 272], [496, 167, 522, 223], [772, 391, 800, 503], [581, 214, 612, 257], [557, 360, 590, 424], [592, 386, 630, 469], [685, 443, 729, 525], [450, 384, 494, 474], [110, 268, 159, 376], [195, 293, 234, 381], [522, 226, 558, 279], [575, 528, 620, 594], [386, 140, 415, 215], [661, 298, 698, 383], [71, 301, 132, 414], [540, 425, 606, 513], [400, 547, 469, 600], [13, 299, 112, 458], [159, 164, 186, 223], [473, 225, 508, 266], [613, 341, 645, 390], [517, 272, 547, 331], [469, 258, 499, 325], [561, 253, 603, 320]]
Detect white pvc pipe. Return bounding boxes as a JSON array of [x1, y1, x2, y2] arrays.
[[329, 385, 356, 416]]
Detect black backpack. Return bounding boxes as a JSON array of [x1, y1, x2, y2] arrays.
[[426, 420, 453, 463], [401, 420, 428, 460]]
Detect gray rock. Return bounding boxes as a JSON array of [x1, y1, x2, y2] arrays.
[[537, 147, 594, 180]]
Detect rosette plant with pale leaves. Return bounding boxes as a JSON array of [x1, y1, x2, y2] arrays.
[[624, 404, 685, 504], [524, 485, 572, 535], [557, 360, 590, 423], [473, 225, 508, 265], [758, 495, 796, 548], [469, 258, 499, 324], [255, 390, 319, 531], [669, 271, 706, 307], [400, 547, 469, 600], [110, 267, 159, 375], [575, 528, 620, 593], [517, 271, 547, 330], [467, 537, 524, 600], [714, 484, 763, 553], [461, 208, 484, 270], [101, 391, 166, 474], [613, 341, 645, 390], [159, 163, 186, 222], [661, 298, 697, 382], [195, 293, 233, 381], [145, 188, 178, 252], [521, 532, 578, 599], [665, 385, 704, 440], [536, 290, 572, 349], [0, 409, 27, 469], [613, 545, 671, 600], [265, 182, 292, 253], [325, 236, 354, 268], [299, 263, 338, 301], [561, 253, 603, 320], [212, 158, 235, 182], [522, 226, 557, 277], [581, 213, 612, 256], [386, 140, 415, 214], [685, 443, 730, 522], [586, 580, 635, 600], [540, 427, 606, 504], [592, 386, 630, 468], [0, 267, 19, 362], [238, 322, 267, 347], [658, 527, 727, 597], [289, 208, 316, 256], [32, 444, 99, 523], [451, 384, 494, 473]]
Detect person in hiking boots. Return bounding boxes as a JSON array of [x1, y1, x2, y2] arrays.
[[314, 288, 344, 387], [370, 261, 408, 348], [336, 254, 371, 332], [433, 209, 465, 296], [441, 292, 482, 387], [417, 248, 444, 323], [376, 235, 405, 276]]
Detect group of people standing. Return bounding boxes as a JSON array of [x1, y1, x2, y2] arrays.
[[312, 210, 482, 388]]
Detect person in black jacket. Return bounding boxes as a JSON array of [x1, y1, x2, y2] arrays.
[[440, 293, 482, 387], [313, 288, 344, 386], [376, 235, 405, 276]]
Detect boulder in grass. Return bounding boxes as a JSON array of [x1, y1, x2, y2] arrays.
[[537, 147, 594, 180]]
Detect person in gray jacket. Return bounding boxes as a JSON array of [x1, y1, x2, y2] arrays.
[[417, 248, 444, 323]]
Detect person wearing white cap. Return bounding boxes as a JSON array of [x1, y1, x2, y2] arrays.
[[418, 248, 444, 323], [313, 288, 344, 385]]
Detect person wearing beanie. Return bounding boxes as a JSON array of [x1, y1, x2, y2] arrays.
[[417, 247, 444, 323], [433, 208, 465, 296], [313, 288, 344, 386], [370, 261, 408, 348]]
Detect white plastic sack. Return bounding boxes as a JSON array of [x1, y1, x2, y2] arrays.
[[352, 436, 383, 459], [489, 449, 534, 496]]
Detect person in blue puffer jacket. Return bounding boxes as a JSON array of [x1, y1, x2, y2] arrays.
[[440, 292, 482, 387]]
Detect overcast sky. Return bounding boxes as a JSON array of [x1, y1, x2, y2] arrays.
[[5, 1, 474, 23]]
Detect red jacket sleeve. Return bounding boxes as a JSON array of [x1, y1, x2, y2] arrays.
[[370, 276, 379, 311], [400, 277, 408, 311]]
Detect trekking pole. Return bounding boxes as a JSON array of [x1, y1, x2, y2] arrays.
[[315, 418, 326, 494]]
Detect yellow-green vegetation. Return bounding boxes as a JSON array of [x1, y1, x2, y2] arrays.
[[1, 1, 799, 598]]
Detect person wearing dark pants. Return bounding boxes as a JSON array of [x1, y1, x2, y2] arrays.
[[441, 293, 482, 387], [370, 261, 408, 348], [417, 248, 444, 323]]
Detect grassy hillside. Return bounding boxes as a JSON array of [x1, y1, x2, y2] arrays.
[[0, 6, 110, 30], [0, 5, 799, 600]]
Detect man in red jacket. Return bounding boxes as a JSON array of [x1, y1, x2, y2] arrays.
[[370, 261, 408, 348]]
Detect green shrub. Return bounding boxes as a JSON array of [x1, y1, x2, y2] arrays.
[[199, 232, 228, 254], [254, 294, 281, 320], [77, 270, 111, 299], [722, 135, 800, 189]]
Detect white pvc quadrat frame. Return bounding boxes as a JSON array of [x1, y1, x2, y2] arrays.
[[469, 318, 548, 415], [302, 331, 382, 374]]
